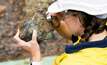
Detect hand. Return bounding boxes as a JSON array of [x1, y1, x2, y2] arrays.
[[14, 29, 41, 61]]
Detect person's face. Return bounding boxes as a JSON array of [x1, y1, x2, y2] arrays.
[[50, 13, 85, 39]]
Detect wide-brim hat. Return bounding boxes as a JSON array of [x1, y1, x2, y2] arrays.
[[47, 0, 107, 16]]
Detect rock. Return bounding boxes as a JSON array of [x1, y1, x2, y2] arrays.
[[19, 19, 37, 42], [0, 5, 6, 17], [0, 0, 65, 61]]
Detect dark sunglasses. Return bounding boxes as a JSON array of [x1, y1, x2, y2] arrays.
[[46, 15, 61, 28]]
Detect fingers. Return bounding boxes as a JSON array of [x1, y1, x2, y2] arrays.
[[14, 29, 24, 42], [14, 29, 20, 39], [32, 30, 37, 41]]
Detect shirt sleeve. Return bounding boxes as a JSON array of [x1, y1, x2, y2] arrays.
[[30, 61, 41, 65]]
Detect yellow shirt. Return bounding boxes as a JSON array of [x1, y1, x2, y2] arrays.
[[53, 47, 107, 65]]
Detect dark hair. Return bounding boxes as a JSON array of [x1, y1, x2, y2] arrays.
[[48, 10, 107, 41], [64, 10, 107, 41]]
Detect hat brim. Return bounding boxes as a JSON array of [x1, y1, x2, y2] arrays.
[[47, 1, 107, 15]]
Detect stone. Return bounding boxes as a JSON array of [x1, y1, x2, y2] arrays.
[[19, 19, 37, 42], [0, 5, 6, 17]]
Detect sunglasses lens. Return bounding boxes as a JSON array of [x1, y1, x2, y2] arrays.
[[47, 16, 60, 28]]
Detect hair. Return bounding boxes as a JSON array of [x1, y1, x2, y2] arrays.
[[51, 10, 107, 41], [63, 10, 107, 41]]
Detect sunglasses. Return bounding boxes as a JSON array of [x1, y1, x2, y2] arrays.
[[46, 14, 61, 28]]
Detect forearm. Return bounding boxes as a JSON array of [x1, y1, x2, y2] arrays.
[[30, 51, 41, 65], [31, 52, 41, 61], [30, 41, 41, 61]]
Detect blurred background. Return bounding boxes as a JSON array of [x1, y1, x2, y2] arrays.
[[0, 0, 66, 65]]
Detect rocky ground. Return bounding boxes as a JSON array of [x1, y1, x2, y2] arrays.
[[0, 0, 66, 61]]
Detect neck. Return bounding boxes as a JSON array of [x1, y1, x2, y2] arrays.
[[89, 30, 107, 42]]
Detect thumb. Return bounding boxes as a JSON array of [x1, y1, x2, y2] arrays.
[[32, 30, 37, 41]]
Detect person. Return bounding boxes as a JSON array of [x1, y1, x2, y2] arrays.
[[14, 0, 107, 65]]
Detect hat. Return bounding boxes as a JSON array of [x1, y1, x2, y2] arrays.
[[47, 0, 107, 15]]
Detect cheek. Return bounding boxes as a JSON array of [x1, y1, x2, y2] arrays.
[[65, 17, 84, 35], [65, 19, 78, 32], [74, 23, 85, 35]]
